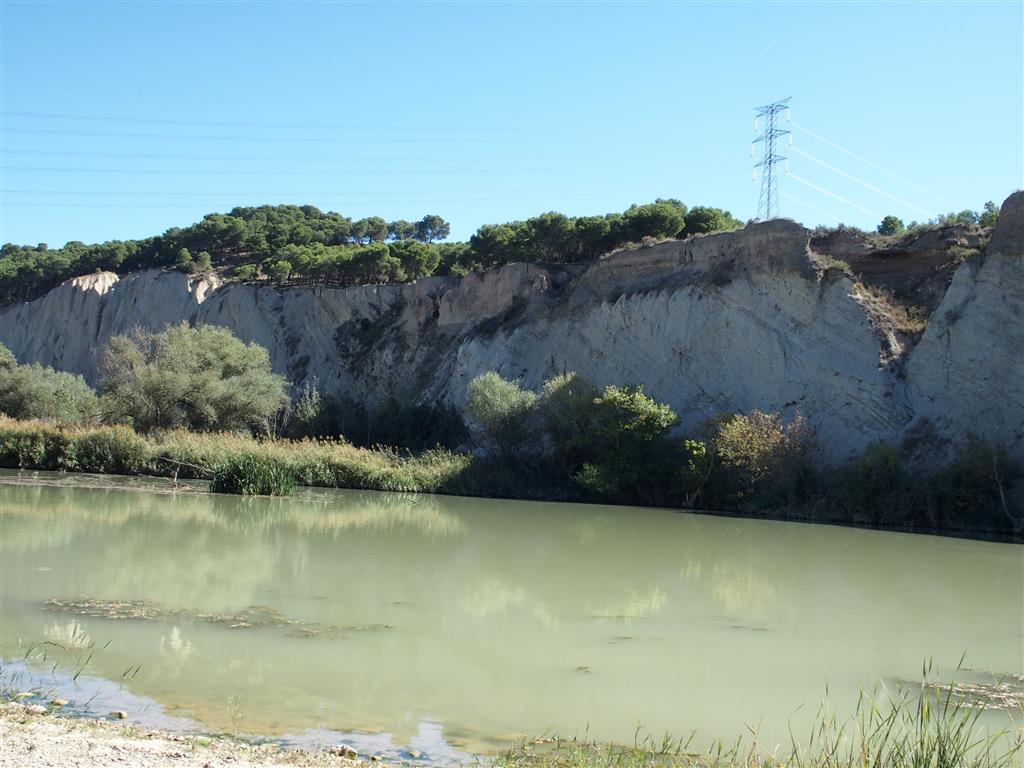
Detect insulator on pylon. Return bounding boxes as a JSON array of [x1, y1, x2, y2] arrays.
[[786, 109, 791, 122], [752, 170, 757, 181], [750, 144, 754, 157], [785, 159, 790, 173], [754, 118, 759, 131]]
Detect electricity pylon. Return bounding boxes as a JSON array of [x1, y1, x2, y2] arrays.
[[753, 97, 791, 220]]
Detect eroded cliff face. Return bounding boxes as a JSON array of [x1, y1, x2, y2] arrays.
[[3, 194, 1022, 463]]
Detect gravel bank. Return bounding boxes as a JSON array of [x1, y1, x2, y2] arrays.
[[0, 702, 366, 768]]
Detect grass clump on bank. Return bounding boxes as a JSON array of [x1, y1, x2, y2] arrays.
[[496, 684, 1021, 768], [0, 416, 471, 497], [210, 453, 296, 496]]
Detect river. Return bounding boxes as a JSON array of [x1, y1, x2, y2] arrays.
[[1, 470, 1021, 760]]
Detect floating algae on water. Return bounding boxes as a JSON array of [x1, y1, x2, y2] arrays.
[[897, 671, 1024, 712], [922, 676, 1024, 711], [42, 598, 396, 639]]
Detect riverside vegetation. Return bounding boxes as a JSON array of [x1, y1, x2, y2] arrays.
[[0, 320, 1019, 536], [2, 691, 1021, 768], [495, 684, 1023, 768], [1, 664, 1021, 768]]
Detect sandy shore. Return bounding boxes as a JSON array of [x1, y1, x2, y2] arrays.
[[0, 702, 368, 768]]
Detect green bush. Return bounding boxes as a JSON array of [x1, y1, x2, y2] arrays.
[[101, 323, 288, 434], [876, 215, 905, 236], [825, 436, 1022, 533], [0, 344, 100, 424], [978, 200, 999, 228], [675, 438, 714, 507], [286, 382, 468, 452], [234, 263, 259, 281], [712, 411, 817, 506], [0, 420, 63, 469], [852, 442, 903, 503], [61, 426, 150, 474], [683, 206, 743, 235], [211, 453, 297, 496], [367, 400, 468, 452], [465, 372, 538, 458], [568, 384, 679, 501], [540, 372, 600, 473], [931, 437, 1021, 529], [531, 372, 682, 503]]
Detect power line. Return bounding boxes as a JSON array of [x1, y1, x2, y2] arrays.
[[790, 145, 931, 217], [0, 192, 614, 209], [752, 97, 791, 220], [0, 165, 540, 177], [0, 110, 402, 132], [0, 148, 532, 165], [780, 192, 842, 224], [790, 121, 950, 205], [1, 110, 750, 136], [3, 186, 572, 197], [786, 172, 883, 220], [1, 127, 500, 145]]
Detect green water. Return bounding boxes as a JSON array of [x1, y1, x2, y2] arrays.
[[1, 471, 1021, 756]]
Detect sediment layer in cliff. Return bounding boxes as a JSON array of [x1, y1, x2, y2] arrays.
[[2, 194, 1022, 463]]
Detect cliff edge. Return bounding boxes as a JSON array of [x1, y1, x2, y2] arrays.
[[3, 194, 1022, 463]]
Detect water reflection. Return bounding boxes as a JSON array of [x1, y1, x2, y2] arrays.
[[1, 471, 1021, 754]]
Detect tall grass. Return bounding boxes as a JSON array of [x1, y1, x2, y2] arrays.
[[0, 416, 471, 497], [494, 680, 1021, 768], [210, 453, 296, 496]]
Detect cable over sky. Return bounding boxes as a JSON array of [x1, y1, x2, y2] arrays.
[[1, 2, 1019, 245]]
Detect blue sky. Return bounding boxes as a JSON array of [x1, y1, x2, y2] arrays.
[[1, 1, 1021, 246]]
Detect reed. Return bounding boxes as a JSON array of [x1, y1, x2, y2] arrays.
[[210, 453, 297, 496], [495, 679, 1021, 768], [0, 416, 470, 497]]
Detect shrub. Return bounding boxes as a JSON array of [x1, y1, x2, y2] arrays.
[[876, 215, 905, 236], [286, 383, 468, 452], [540, 372, 599, 473], [211, 452, 296, 496], [101, 323, 288, 434], [366, 399, 468, 452], [289, 379, 324, 435], [947, 245, 979, 264], [0, 349, 99, 424], [932, 437, 1021, 529], [465, 372, 538, 458], [0, 419, 63, 469], [0, 343, 15, 369], [569, 385, 679, 500], [536, 375, 679, 502], [683, 206, 743, 235], [978, 200, 999, 228], [234, 264, 259, 281], [192, 250, 212, 273], [676, 438, 714, 507], [61, 426, 150, 474], [174, 248, 192, 271], [713, 411, 817, 506], [828, 436, 1022, 534], [852, 442, 903, 503]]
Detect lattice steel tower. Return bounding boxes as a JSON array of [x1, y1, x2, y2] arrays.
[[752, 97, 791, 220]]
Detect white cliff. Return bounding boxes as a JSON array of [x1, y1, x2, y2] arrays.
[[3, 193, 1022, 464]]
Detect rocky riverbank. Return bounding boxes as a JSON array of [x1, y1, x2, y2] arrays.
[[0, 702, 368, 768]]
